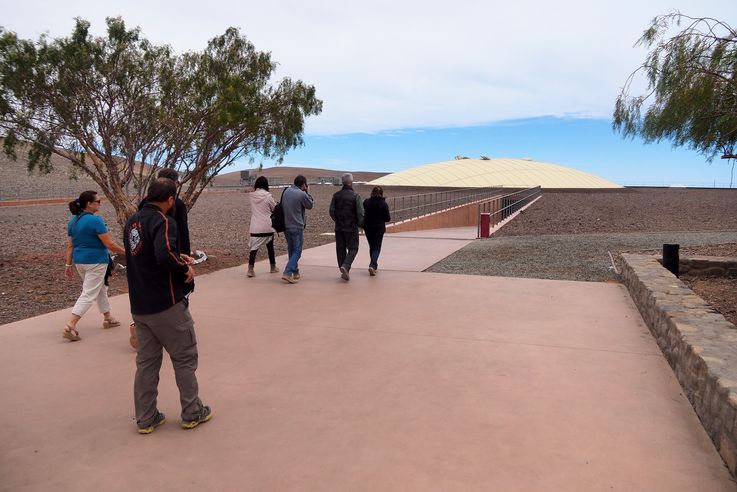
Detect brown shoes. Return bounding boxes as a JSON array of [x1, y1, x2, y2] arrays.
[[62, 325, 81, 342], [102, 319, 121, 329], [281, 273, 298, 284]]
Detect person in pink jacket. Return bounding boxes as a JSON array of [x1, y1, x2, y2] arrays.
[[247, 176, 279, 277]]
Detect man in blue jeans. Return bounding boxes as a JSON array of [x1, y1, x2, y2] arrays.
[[281, 175, 314, 283]]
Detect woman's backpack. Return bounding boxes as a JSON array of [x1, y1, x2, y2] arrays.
[[271, 188, 287, 233]]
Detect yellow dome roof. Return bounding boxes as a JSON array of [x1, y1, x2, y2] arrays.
[[369, 158, 621, 189]]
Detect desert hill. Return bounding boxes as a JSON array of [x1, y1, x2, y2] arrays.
[[0, 146, 389, 201], [0, 149, 103, 201], [211, 166, 388, 186]]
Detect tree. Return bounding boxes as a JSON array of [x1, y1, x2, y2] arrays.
[[613, 11, 737, 187], [0, 17, 322, 227]]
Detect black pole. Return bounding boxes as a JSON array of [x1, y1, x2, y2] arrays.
[[663, 244, 680, 277]]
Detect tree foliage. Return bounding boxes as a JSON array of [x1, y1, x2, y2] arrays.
[[613, 11, 737, 184], [0, 17, 322, 226]]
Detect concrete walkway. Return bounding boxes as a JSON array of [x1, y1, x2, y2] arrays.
[[305, 227, 475, 272], [1, 228, 734, 491]]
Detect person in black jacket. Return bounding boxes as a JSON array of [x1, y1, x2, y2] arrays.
[[155, 168, 191, 256], [130, 168, 194, 348], [329, 173, 364, 281], [124, 178, 212, 434], [363, 186, 391, 276], [138, 168, 193, 291]]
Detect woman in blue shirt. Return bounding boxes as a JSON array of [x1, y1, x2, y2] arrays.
[[63, 191, 125, 342]]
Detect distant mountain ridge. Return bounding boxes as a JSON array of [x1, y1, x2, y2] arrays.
[[212, 166, 388, 185]]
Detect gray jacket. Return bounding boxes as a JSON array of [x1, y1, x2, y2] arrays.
[[281, 185, 314, 229]]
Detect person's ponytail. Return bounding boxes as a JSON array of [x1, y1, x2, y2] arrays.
[[69, 191, 98, 215]]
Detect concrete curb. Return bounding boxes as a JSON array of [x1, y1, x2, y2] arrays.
[[0, 197, 75, 207], [617, 253, 737, 476], [0, 196, 114, 207]]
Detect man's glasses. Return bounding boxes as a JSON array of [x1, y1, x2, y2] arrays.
[[93, 199, 102, 204]]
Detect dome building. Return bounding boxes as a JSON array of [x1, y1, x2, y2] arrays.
[[369, 157, 621, 189]]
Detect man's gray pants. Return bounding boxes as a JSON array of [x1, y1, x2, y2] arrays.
[[133, 300, 203, 426]]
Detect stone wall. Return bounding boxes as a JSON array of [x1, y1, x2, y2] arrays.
[[680, 256, 737, 278], [617, 253, 737, 476]]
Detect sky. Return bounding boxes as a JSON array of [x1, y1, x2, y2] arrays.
[[2, 0, 736, 186]]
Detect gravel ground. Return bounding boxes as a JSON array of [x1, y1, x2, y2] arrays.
[[427, 231, 737, 281], [494, 188, 737, 236], [682, 277, 737, 326]]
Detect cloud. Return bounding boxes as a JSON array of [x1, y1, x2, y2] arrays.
[[3, 0, 736, 134]]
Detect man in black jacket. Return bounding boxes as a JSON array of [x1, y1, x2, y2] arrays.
[[124, 178, 211, 434], [329, 173, 364, 281], [155, 168, 191, 257]]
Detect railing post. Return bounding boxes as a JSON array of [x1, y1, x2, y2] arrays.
[[480, 213, 491, 238], [477, 204, 481, 237]]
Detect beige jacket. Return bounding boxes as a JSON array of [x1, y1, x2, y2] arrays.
[[249, 189, 277, 234]]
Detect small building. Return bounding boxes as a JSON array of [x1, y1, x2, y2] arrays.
[[316, 176, 341, 185], [241, 171, 286, 187], [240, 170, 256, 186]]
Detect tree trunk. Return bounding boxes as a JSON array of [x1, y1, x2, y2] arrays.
[[78, 150, 140, 231], [108, 188, 138, 234]]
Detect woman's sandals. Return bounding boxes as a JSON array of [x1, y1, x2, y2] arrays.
[[63, 318, 120, 342], [62, 325, 81, 342], [102, 319, 121, 329]]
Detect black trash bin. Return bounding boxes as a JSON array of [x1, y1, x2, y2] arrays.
[[663, 243, 679, 277]]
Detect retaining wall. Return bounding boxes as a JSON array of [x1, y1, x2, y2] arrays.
[[386, 199, 496, 233], [680, 256, 737, 278], [617, 253, 737, 476]]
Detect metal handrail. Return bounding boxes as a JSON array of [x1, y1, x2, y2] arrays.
[[387, 187, 501, 224], [477, 186, 541, 237]]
